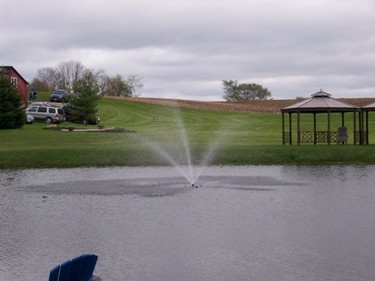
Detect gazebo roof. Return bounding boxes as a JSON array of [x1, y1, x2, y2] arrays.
[[362, 102, 375, 111], [282, 89, 359, 113]]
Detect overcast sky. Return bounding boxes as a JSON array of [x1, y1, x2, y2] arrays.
[[1, 0, 374, 100]]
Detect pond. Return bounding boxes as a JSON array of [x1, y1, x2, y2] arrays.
[[1, 165, 375, 281]]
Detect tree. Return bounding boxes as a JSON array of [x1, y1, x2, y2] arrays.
[[0, 71, 25, 129], [35, 61, 88, 92], [105, 74, 131, 96], [29, 78, 49, 92], [125, 74, 143, 97], [55, 61, 86, 91], [69, 71, 101, 126], [35, 67, 60, 91], [33, 61, 143, 97], [102, 74, 143, 97], [222, 80, 240, 101], [222, 80, 272, 101], [95, 69, 109, 96]]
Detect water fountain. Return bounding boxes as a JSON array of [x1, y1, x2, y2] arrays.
[[133, 105, 229, 187]]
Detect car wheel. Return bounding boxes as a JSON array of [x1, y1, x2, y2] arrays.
[[46, 117, 53, 124]]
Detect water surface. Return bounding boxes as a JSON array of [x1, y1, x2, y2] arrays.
[[1, 165, 375, 281]]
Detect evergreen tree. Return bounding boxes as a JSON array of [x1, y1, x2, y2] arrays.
[[70, 71, 101, 126], [0, 71, 25, 129]]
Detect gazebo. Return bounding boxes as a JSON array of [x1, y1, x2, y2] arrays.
[[281, 90, 360, 145], [360, 102, 375, 144]]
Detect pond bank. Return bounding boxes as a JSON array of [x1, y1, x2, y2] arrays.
[[1, 145, 375, 169]]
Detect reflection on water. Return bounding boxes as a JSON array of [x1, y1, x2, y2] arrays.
[[1, 165, 375, 281]]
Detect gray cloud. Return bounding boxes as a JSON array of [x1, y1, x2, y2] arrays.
[[1, 0, 374, 100]]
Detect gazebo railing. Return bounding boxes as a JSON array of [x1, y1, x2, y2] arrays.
[[300, 131, 313, 142], [283, 130, 368, 144], [299, 131, 337, 143]]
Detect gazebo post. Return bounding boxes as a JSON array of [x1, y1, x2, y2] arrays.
[[353, 111, 357, 145], [313, 113, 317, 145], [297, 111, 301, 145], [327, 111, 331, 145], [341, 112, 345, 127], [289, 112, 292, 145], [358, 110, 363, 145], [366, 110, 370, 144], [282, 112, 285, 145]]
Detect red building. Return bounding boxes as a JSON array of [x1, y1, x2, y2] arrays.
[[0, 66, 29, 106]]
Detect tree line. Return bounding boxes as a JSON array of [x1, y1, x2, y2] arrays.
[[2, 61, 273, 129], [30, 61, 271, 101], [30, 60, 143, 97]]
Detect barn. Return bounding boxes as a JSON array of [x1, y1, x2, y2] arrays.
[[0, 66, 29, 106]]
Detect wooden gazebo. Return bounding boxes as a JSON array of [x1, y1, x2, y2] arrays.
[[281, 90, 360, 145]]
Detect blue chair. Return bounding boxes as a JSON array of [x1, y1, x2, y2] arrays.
[[57, 260, 74, 280], [48, 265, 60, 281], [76, 254, 98, 281], [70, 256, 84, 281], [48, 254, 98, 281]]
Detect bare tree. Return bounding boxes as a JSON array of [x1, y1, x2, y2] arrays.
[[56, 61, 86, 92], [35, 67, 60, 90], [106, 74, 131, 96], [33, 61, 143, 97], [126, 74, 143, 97], [95, 70, 109, 96], [102, 74, 143, 97], [29, 78, 49, 91]]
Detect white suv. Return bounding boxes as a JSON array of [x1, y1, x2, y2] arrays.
[[26, 103, 66, 124]]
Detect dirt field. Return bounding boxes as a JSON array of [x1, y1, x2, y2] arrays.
[[115, 97, 375, 113]]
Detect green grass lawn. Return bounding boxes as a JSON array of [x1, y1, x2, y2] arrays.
[[1, 95, 375, 169]]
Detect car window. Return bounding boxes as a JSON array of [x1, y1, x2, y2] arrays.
[[48, 108, 56, 113], [28, 107, 37, 112], [37, 107, 47, 113]]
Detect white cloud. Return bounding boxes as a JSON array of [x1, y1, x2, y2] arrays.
[[1, 0, 374, 100]]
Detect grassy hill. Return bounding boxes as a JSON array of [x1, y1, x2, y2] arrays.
[[1, 96, 375, 169]]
